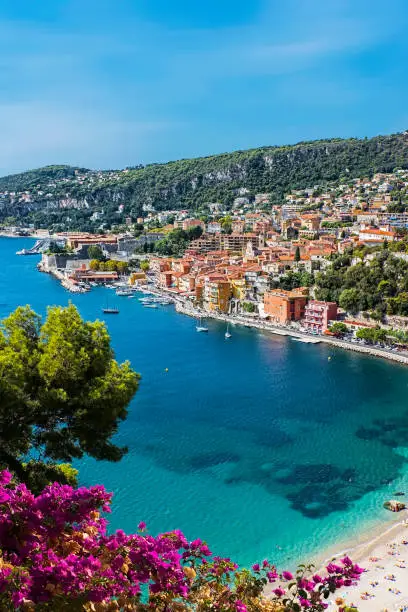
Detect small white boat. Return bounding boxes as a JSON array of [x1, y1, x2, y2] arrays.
[[196, 317, 208, 332], [144, 304, 158, 309], [225, 322, 232, 339], [292, 337, 321, 344]]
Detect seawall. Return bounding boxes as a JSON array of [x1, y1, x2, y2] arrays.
[[171, 296, 408, 366]]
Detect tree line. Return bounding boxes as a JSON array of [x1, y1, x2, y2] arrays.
[[315, 247, 408, 319]]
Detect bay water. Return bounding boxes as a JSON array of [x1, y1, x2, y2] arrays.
[[1, 237, 408, 568]]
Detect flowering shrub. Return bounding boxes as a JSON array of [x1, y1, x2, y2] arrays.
[[0, 471, 363, 611]]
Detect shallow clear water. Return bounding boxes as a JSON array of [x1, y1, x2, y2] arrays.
[[2, 237, 408, 568]]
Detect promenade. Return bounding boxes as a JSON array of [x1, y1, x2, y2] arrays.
[[146, 284, 408, 367]]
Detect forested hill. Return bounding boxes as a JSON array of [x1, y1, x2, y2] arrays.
[[2, 131, 408, 228], [0, 165, 88, 192]]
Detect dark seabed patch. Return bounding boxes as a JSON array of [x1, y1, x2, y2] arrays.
[[356, 413, 408, 447], [190, 452, 240, 470], [4, 236, 408, 567]]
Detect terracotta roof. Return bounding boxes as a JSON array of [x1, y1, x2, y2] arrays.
[[360, 228, 395, 237]]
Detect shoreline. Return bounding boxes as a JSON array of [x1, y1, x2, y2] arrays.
[[324, 519, 408, 610], [312, 515, 408, 571], [9, 249, 408, 606], [262, 515, 408, 608], [147, 285, 408, 367], [0, 232, 45, 239]]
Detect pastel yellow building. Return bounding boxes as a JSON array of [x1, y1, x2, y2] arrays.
[[129, 272, 147, 285], [206, 280, 232, 313], [230, 278, 246, 300]]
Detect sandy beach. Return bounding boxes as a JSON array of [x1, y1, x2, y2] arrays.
[[324, 519, 408, 611]]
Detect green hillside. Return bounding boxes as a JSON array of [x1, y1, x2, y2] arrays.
[[1, 131, 408, 230]]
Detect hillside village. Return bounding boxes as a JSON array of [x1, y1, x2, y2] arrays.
[[10, 166, 408, 349]]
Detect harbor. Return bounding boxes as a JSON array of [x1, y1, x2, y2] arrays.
[[34, 245, 408, 366], [3, 235, 408, 577]]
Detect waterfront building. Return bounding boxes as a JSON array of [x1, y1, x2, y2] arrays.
[[303, 301, 338, 333], [263, 288, 309, 325], [171, 259, 192, 274], [230, 278, 246, 300], [178, 274, 196, 293], [159, 270, 173, 288], [69, 269, 119, 283], [129, 272, 147, 285], [202, 274, 232, 313], [66, 234, 118, 250]]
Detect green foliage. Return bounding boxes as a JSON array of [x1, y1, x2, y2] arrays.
[[329, 322, 349, 337], [356, 327, 387, 344], [321, 221, 352, 228], [46, 241, 73, 255], [339, 288, 360, 314], [272, 270, 314, 290], [53, 462, 79, 485], [242, 301, 256, 313], [22, 461, 79, 491], [387, 291, 408, 315], [3, 132, 408, 229], [0, 165, 86, 191], [387, 328, 408, 344], [87, 245, 105, 260], [294, 246, 301, 262], [0, 304, 140, 491], [140, 260, 150, 272], [89, 259, 128, 273], [154, 226, 203, 256], [316, 250, 408, 316]]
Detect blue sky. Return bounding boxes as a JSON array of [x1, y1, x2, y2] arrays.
[[1, 0, 408, 174]]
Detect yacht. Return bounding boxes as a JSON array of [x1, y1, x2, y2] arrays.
[[225, 322, 232, 339], [102, 297, 119, 314], [196, 317, 209, 333], [102, 306, 119, 314], [116, 289, 133, 296]]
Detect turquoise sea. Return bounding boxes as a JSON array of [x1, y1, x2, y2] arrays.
[[2, 237, 408, 569]]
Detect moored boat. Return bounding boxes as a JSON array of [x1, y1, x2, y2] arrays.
[[102, 307, 119, 314], [196, 317, 208, 332]]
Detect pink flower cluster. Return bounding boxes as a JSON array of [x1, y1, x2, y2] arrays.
[[0, 471, 363, 610]]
